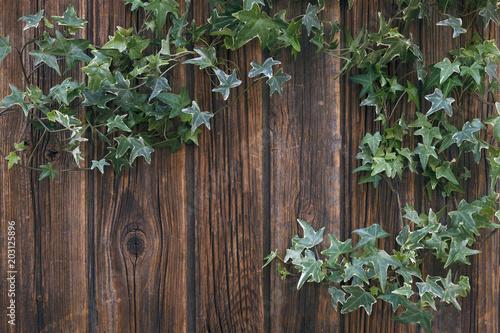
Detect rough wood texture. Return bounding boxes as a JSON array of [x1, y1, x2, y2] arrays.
[[1, 0, 500, 332]]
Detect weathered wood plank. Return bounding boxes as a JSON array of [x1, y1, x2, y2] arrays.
[[268, 2, 342, 332], [192, 1, 266, 330]]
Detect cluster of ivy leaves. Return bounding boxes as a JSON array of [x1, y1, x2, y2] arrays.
[[0, 0, 334, 178], [265, 0, 500, 332]]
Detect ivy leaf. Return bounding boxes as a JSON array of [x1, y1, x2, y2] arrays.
[[405, 80, 420, 110], [444, 239, 481, 268], [479, 0, 500, 28], [460, 61, 483, 85], [107, 114, 132, 132], [102, 29, 128, 52], [414, 126, 441, 147], [248, 57, 280, 78], [349, 67, 379, 97], [378, 283, 408, 313], [49, 78, 82, 105], [424, 88, 455, 117], [436, 161, 459, 185], [146, 76, 171, 102], [485, 58, 499, 83], [39, 163, 59, 180], [266, 69, 291, 96], [144, 0, 178, 30], [449, 200, 481, 236], [435, 58, 461, 84], [105, 72, 135, 105], [0, 36, 11, 64], [82, 89, 115, 108], [392, 301, 434, 333], [82, 61, 112, 92], [262, 250, 277, 268], [360, 131, 382, 155], [126, 36, 150, 60], [413, 143, 438, 170], [341, 285, 377, 315], [212, 69, 242, 100], [243, 0, 265, 10], [321, 235, 353, 265], [284, 243, 306, 263], [436, 14, 466, 38], [14, 141, 27, 151], [129, 137, 154, 164], [51, 4, 87, 34], [19, 10, 45, 30], [303, 3, 321, 36], [182, 101, 214, 134], [294, 252, 323, 290], [364, 250, 401, 290], [0, 84, 29, 115], [29, 49, 61, 76], [440, 270, 466, 309], [352, 224, 390, 250], [91, 159, 110, 174], [452, 119, 485, 146], [328, 286, 346, 311], [293, 219, 325, 248], [183, 47, 216, 69], [232, 4, 276, 49], [5, 152, 20, 169], [393, 283, 413, 298], [344, 258, 369, 284], [416, 276, 444, 298], [104, 147, 132, 174], [52, 31, 91, 72]]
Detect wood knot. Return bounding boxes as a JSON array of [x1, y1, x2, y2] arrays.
[[44, 146, 60, 162], [124, 229, 147, 259]]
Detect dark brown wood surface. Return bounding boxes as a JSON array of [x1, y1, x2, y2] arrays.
[[0, 0, 499, 332]]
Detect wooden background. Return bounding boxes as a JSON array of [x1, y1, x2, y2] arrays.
[[0, 0, 499, 332]]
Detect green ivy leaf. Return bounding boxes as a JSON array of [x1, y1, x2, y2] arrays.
[[416, 276, 444, 298], [126, 36, 150, 60], [344, 258, 369, 284], [82, 61, 112, 92], [393, 282, 413, 298], [91, 159, 110, 174], [0, 84, 29, 115], [414, 126, 441, 147], [444, 239, 481, 268], [104, 147, 132, 174], [146, 76, 171, 102], [328, 286, 346, 311], [144, 0, 178, 30], [232, 4, 276, 49], [39, 163, 59, 180], [485, 58, 499, 83], [293, 219, 325, 248], [341, 285, 377, 315], [248, 57, 280, 78], [405, 80, 420, 110], [349, 67, 379, 97], [436, 161, 459, 185], [51, 4, 87, 34], [266, 69, 291, 96], [435, 58, 461, 84], [294, 251, 324, 290], [436, 14, 466, 38], [303, 3, 321, 36], [52, 31, 91, 72], [392, 301, 433, 333], [360, 132, 382, 155], [364, 250, 401, 290], [107, 114, 133, 132], [0, 36, 11, 64], [182, 100, 214, 134], [19, 10, 45, 30], [452, 119, 485, 146], [183, 47, 216, 69], [49, 78, 83, 105], [321, 234, 353, 265], [439, 270, 467, 309], [243, 0, 265, 10], [479, 0, 500, 28], [212, 68, 242, 100], [5, 152, 20, 169], [14, 141, 27, 151], [29, 49, 61, 76], [377, 283, 408, 313], [425, 88, 455, 117], [105, 72, 135, 105], [352, 224, 390, 249], [82, 89, 115, 108], [449, 199, 482, 236], [460, 61, 483, 85]]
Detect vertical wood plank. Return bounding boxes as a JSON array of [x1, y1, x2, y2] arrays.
[[269, 2, 342, 332], [87, 1, 189, 331], [192, 1, 266, 331]]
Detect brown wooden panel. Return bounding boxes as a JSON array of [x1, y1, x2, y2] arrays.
[[87, 1, 190, 332], [192, 1, 267, 330], [268, 2, 342, 332]]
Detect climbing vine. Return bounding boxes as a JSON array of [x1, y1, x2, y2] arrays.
[[1, 0, 500, 332]]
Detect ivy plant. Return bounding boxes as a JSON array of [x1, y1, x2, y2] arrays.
[[264, 0, 500, 332]]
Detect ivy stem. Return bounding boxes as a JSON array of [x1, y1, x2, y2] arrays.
[[27, 129, 46, 165], [213, 77, 262, 116], [383, 175, 404, 227]]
